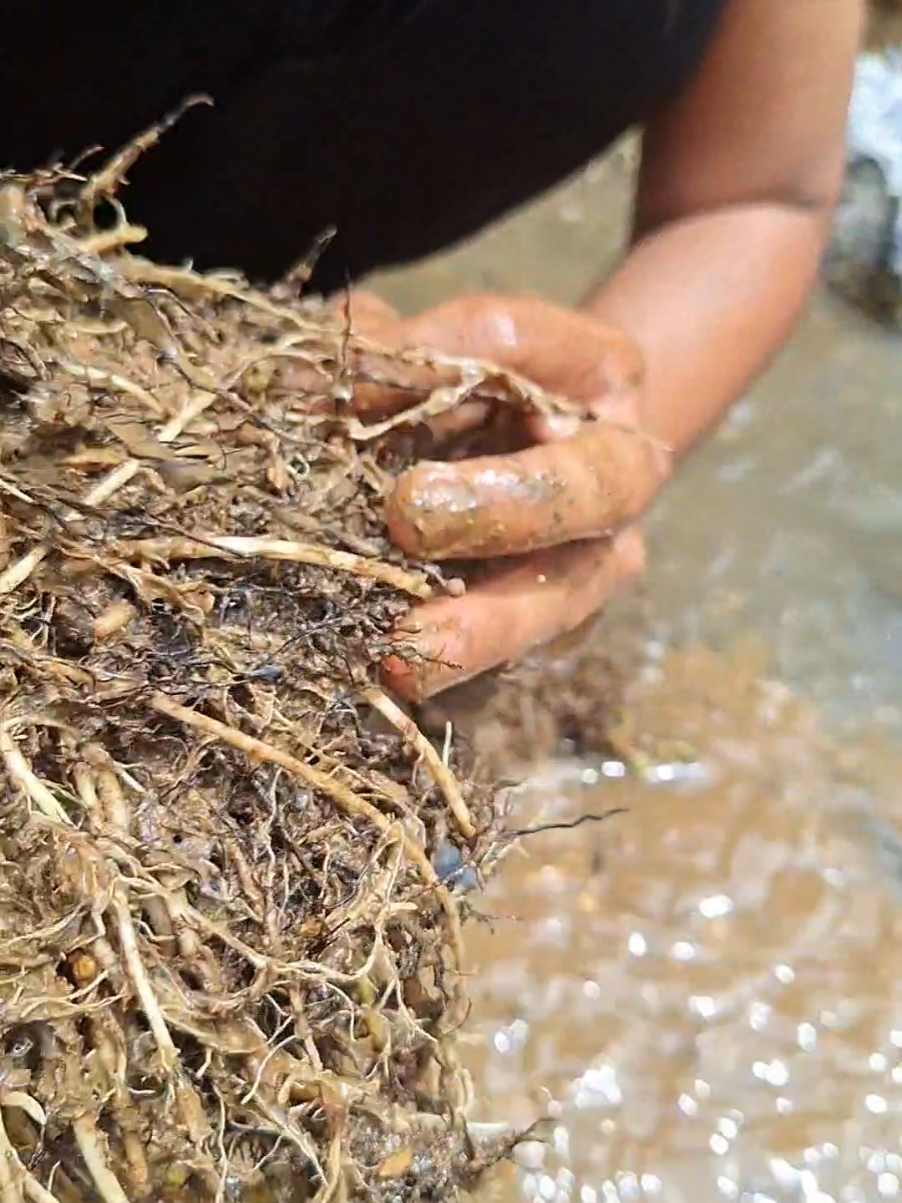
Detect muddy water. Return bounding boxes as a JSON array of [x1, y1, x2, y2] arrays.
[[462, 648, 902, 1202], [368, 140, 902, 1199]]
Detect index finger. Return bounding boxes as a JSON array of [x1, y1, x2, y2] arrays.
[[384, 421, 668, 560]]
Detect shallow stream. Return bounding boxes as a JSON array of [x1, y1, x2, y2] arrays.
[[373, 119, 902, 1201]]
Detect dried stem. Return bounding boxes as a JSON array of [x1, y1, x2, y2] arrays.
[[76, 95, 211, 224], [57, 361, 164, 416], [76, 225, 147, 255], [0, 547, 47, 598], [349, 333, 580, 421], [343, 378, 482, 441], [118, 257, 321, 331]]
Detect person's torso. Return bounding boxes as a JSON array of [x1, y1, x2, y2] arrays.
[[1, 0, 728, 290]]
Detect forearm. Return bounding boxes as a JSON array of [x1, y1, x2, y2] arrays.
[[582, 203, 830, 459]]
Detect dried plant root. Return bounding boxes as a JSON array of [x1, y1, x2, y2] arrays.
[[0, 390, 216, 596], [0, 137, 516, 1203], [0, 724, 72, 825], [57, 362, 164, 416], [75, 224, 147, 256], [342, 378, 485, 441], [147, 694, 457, 904], [115, 535, 432, 598], [73, 1117, 130, 1203], [74, 95, 211, 225], [343, 334, 581, 435], [363, 686, 475, 837]]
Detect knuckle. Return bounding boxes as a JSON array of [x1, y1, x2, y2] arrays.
[[583, 324, 645, 394], [462, 293, 517, 339], [614, 528, 647, 578]]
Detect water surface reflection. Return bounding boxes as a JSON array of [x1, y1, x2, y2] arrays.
[[371, 88, 902, 1201], [464, 648, 902, 1203]]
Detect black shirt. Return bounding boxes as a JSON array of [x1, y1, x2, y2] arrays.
[[2, 0, 727, 293]]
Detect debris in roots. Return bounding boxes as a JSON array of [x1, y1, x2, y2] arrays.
[[418, 601, 647, 779], [0, 121, 571, 1201]]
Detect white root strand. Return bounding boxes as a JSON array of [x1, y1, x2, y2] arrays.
[[73, 1116, 130, 1203], [0, 726, 71, 825], [115, 535, 432, 599], [0, 1104, 24, 1203], [110, 892, 178, 1074], [22, 1179, 61, 1203], [0, 1108, 57, 1203], [363, 686, 474, 838], [0, 1097, 45, 1130], [0, 1107, 57, 1203]]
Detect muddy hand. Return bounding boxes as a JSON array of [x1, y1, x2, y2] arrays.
[[318, 290, 646, 436], [370, 294, 672, 702], [383, 528, 648, 700], [292, 292, 471, 426]]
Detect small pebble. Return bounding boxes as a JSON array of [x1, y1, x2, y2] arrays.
[[249, 664, 283, 681], [432, 841, 480, 891], [444, 577, 467, 598]]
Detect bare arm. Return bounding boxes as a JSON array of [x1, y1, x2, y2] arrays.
[[361, 0, 866, 699], [584, 0, 865, 458]]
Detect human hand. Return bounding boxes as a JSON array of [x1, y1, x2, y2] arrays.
[[340, 293, 672, 700]]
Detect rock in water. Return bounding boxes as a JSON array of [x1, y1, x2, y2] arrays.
[[826, 49, 902, 322], [0, 121, 571, 1201]]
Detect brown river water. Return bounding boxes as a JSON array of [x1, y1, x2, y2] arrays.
[[369, 122, 902, 1201]]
